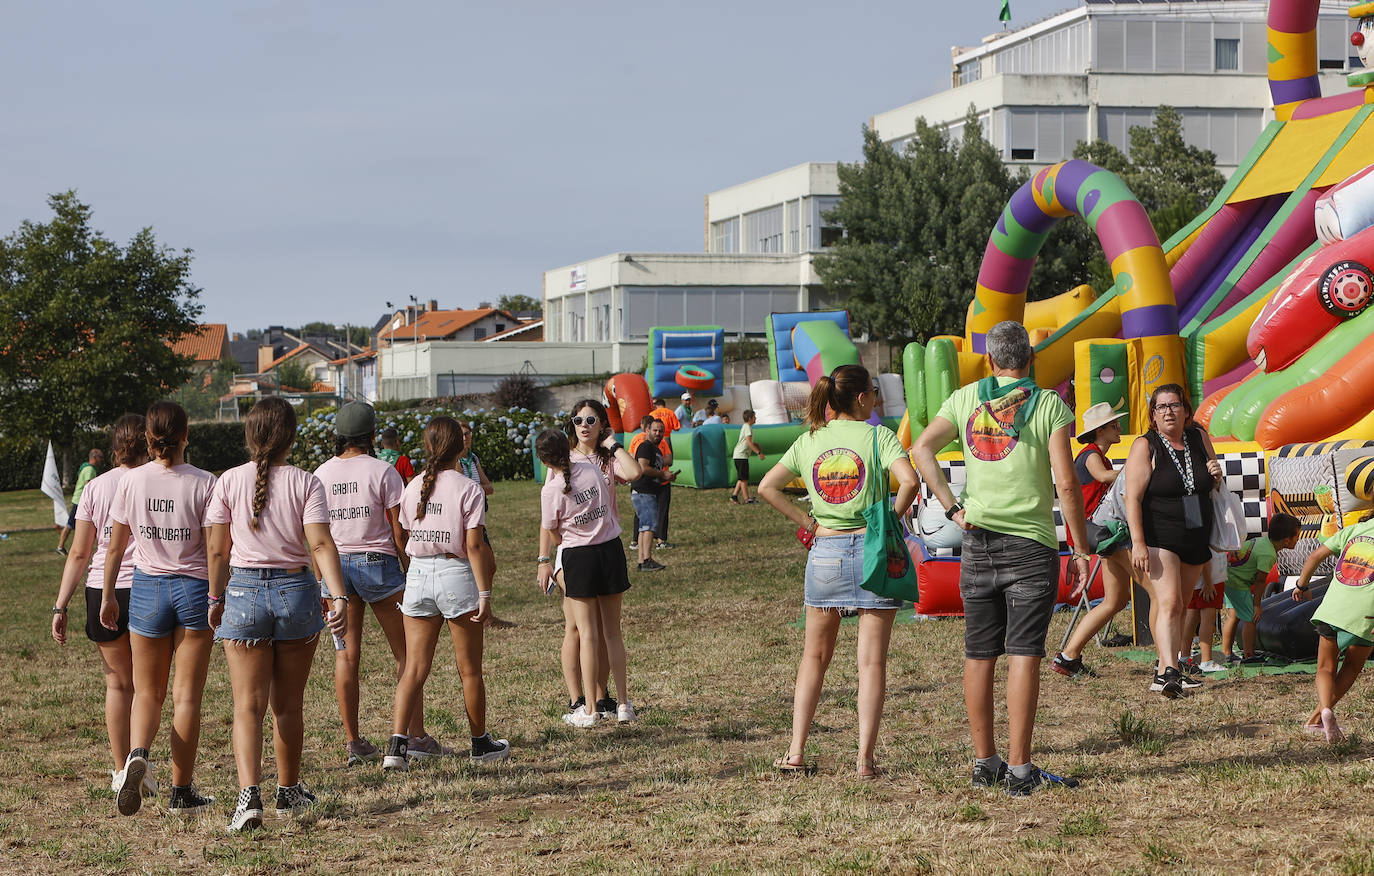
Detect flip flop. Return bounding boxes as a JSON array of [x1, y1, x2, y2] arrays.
[[773, 754, 816, 776], [857, 762, 881, 780], [1321, 708, 1345, 744]]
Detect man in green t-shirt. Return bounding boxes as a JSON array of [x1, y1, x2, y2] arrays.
[[1220, 514, 1300, 664], [56, 447, 103, 556], [913, 321, 1091, 797]]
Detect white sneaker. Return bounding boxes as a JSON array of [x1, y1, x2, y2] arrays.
[[616, 702, 637, 724], [1199, 660, 1229, 673], [113, 754, 148, 816], [561, 704, 598, 728]]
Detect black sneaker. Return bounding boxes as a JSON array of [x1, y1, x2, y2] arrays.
[[470, 734, 511, 763], [1179, 672, 1204, 691], [638, 559, 666, 572], [595, 696, 618, 719], [1239, 654, 1267, 665], [1150, 667, 1184, 699], [227, 787, 264, 833], [655, 541, 675, 550], [1103, 633, 1133, 647], [971, 760, 1008, 788], [1223, 652, 1241, 665], [382, 734, 409, 772], [274, 782, 317, 818], [167, 785, 214, 816], [1051, 653, 1096, 679], [1006, 765, 1079, 797], [114, 753, 148, 816], [1179, 658, 1203, 678]]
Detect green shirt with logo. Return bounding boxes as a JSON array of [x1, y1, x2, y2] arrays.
[[1312, 519, 1374, 641], [779, 421, 905, 531]]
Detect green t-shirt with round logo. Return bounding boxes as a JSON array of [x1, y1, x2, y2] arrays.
[[1224, 536, 1278, 596], [779, 421, 905, 531], [1312, 520, 1374, 641], [934, 378, 1074, 550]]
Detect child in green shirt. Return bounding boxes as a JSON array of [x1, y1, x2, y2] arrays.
[[1221, 514, 1301, 664], [1292, 511, 1374, 743]]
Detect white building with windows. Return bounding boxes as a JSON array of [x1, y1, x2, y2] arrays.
[[871, 0, 1355, 173]]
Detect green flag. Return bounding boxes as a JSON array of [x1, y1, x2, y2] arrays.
[[999, 0, 1011, 22]]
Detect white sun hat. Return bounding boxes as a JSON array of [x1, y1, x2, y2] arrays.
[[1077, 402, 1128, 440]]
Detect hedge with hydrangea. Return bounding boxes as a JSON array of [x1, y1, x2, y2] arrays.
[[291, 406, 562, 481]]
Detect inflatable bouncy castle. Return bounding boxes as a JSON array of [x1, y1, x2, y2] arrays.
[[644, 326, 725, 399]]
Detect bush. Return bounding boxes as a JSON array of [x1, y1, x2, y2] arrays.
[[186, 421, 250, 473], [492, 373, 539, 409], [291, 405, 559, 481]]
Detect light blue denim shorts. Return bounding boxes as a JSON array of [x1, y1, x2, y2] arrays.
[[803, 533, 902, 611], [129, 569, 210, 638], [216, 567, 324, 644], [338, 551, 406, 603]]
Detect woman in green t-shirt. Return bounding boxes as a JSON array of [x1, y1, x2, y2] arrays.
[[757, 364, 919, 779], [1293, 511, 1374, 743]]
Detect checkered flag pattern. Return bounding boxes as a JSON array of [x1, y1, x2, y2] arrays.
[[916, 450, 1269, 560]]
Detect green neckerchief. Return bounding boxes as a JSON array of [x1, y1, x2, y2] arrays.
[[975, 376, 1042, 440], [377, 448, 400, 465]]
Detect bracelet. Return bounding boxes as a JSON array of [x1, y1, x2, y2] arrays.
[[206, 593, 224, 605], [1071, 551, 1090, 561], [52, 606, 67, 615], [537, 555, 552, 564], [944, 502, 964, 520], [1297, 585, 1310, 592], [478, 591, 492, 600], [330, 595, 347, 603]]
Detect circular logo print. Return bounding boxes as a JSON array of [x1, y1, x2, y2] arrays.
[[1319, 260, 1374, 318], [1336, 536, 1374, 589], [811, 449, 865, 504], [966, 402, 1019, 462]]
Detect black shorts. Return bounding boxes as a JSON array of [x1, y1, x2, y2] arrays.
[[560, 538, 632, 599], [85, 587, 130, 643], [734, 458, 749, 481], [958, 529, 1060, 659]]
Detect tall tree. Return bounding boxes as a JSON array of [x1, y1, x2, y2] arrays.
[[497, 293, 541, 314], [0, 192, 203, 469]]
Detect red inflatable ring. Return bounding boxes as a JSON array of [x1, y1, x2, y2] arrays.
[[675, 366, 715, 390]]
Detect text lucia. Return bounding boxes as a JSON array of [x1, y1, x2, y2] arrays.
[[140, 497, 193, 541]]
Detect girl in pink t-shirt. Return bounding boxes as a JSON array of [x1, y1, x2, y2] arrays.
[[205, 397, 349, 832], [314, 401, 442, 764], [535, 399, 642, 729], [51, 415, 154, 794], [383, 416, 510, 770], [98, 403, 217, 818]]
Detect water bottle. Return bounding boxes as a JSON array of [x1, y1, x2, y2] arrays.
[[328, 610, 346, 651]]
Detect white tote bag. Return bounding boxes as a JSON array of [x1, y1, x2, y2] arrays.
[[1210, 489, 1246, 552]]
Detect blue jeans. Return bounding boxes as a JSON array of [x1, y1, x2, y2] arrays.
[[129, 569, 210, 638], [338, 551, 406, 603], [216, 567, 324, 644], [630, 492, 659, 533], [803, 533, 902, 611]]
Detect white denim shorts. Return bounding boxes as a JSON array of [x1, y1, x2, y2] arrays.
[[401, 555, 479, 620]]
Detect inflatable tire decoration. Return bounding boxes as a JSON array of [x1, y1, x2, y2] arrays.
[[1318, 260, 1374, 318], [675, 366, 715, 391]]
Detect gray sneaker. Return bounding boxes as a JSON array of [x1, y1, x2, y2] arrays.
[[346, 737, 381, 765], [971, 760, 1008, 789], [407, 734, 454, 760]]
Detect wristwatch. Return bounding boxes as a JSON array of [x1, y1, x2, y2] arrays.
[[944, 502, 964, 520]]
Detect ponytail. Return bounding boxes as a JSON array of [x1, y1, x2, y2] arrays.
[[416, 417, 464, 519], [145, 402, 188, 461], [806, 365, 871, 432]]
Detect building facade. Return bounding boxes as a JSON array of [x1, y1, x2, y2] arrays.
[[870, 0, 1354, 174]]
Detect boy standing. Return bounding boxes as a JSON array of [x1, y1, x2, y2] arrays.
[[1221, 513, 1301, 664], [730, 409, 765, 505]]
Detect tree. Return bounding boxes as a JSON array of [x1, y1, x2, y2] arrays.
[[276, 359, 312, 392], [497, 293, 541, 314], [814, 113, 1098, 342], [176, 355, 239, 421], [0, 192, 202, 473]]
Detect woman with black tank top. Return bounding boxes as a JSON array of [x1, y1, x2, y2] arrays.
[[1123, 384, 1223, 699]]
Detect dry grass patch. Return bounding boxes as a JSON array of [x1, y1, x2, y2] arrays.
[[3, 484, 1374, 872]]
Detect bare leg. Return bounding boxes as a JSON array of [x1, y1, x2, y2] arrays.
[[167, 628, 213, 787], [965, 657, 998, 759], [1181, 608, 1201, 661], [1061, 551, 1131, 660], [1147, 549, 1186, 673], [222, 641, 274, 788], [565, 597, 602, 709], [1005, 656, 1042, 766], [96, 636, 135, 769], [391, 615, 442, 737], [268, 636, 320, 787], [788, 608, 841, 759], [371, 596, 425, 737], [1242, 621, 1258, 659], [333, 593, 367, 743], [855, 609, 896, 773], [559, 593, 581, 704], [637, 530, 652, 565], [1197, 608, 1217, 663], [596, 594, 629, 704], [1306, 642, 1372, 727], [129, 633, 173, 752], [1221, 607, 1239, 657], [447, 611, 487, 737]]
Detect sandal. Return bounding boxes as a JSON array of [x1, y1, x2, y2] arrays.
[[773, 753, 816, 776], [857, 761, 881, 780]]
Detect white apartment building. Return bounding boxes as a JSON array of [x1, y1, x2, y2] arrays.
[[871, 0, 1354, 174]]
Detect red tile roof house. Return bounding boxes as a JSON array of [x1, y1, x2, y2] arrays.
[[167, 323, 231, 376], [377, 306, 522, 345]]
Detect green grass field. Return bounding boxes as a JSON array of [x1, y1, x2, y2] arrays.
[[3, 484, 1374, 874]]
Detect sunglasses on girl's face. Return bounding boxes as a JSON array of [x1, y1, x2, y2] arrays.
[[571, 415, 599, 427]]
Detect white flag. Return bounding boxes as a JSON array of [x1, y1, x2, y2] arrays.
[[40, 442, 68, 526]]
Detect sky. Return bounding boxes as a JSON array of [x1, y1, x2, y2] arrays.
[[1, 0, 1076, 336]]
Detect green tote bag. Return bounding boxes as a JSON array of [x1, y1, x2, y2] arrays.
[[860, 427, 920, 603]]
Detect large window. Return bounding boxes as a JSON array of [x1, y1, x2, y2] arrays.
[[1215, 38, 1239, 71], [710, 217, 739, 253], [810, 197, 843, 250], [743, 206, 784, 253]]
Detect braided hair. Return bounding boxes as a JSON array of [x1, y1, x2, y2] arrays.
[[144, 402, 188, 461], [111, 414, 148, 467], [416, 416, 464, 520], [564, 398, 615, 468], [244, 397, 297, 529], [535, 428, 574, 494]]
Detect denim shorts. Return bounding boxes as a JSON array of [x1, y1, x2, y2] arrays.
[[630, 492, 659, 533], [959, 529, 1060, 659], [402, 555, 479, 620], [129, 569, 210, 638], [216, 568, 324, 644], [803, 533, 902, 611], [339, 551, 406, 603]]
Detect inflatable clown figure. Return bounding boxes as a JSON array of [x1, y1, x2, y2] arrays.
[[1351, 2, 1374, 87]]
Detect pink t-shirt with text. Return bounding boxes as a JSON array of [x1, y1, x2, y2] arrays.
[[314, 454, 405, 555], [205, 463, 330, 568], [110, 461, 217, 579], [399, 470, 486, 559], [540, 459, 622, 548], [76, 467, 135, 589]]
